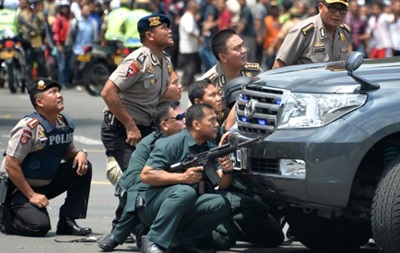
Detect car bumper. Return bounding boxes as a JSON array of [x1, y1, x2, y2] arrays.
[[231, 118, 374, 209]]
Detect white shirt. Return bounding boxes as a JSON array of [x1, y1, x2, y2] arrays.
[[367, 13, 393, 49], [178, 11, 199, 54], [391, 18, 400, 51]]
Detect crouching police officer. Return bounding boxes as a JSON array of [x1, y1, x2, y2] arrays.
[[0, 78, 92, 237]]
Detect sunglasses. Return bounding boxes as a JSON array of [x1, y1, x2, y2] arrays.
[[164, 112, 185, 121], [323, 3, 348, 14]]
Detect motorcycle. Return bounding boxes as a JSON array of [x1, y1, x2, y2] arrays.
[[0, 29, 26, 94], [78, 40, 130, 96]]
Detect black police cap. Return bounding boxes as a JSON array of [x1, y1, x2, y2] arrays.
[[27, 78, 62, 97], [137, 14, 170, 34]]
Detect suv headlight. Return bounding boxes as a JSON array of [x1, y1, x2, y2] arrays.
[[276, 92, 367, 129]]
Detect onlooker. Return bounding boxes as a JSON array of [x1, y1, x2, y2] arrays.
[[65, 2, 99, 87], [199, 0, 219, 72], [366, 1, 393, 58], [273, 0, 351, 68], [253, 0, 269, 65], [0, 78, 92, 237], [139, 103, 231, 253], [345, 0, 369, 57], [19, 0, 48, 81], [124, 0, 151, 50], [178, 0, 202, 88], [216, 0, 232, 31], [391, 0, 400, 56], [236, 0, 257, 62], [262, 0, 281, 69], [52, 0, 71, 87], [100, 13, 174, 230]]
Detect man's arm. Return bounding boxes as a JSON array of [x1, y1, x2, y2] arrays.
[[4, 155, 48, 208], [141, 165, 203, 186], [63, 144, 89, 176], [101, 79, 141, 146], [273, 58, 287, 69]]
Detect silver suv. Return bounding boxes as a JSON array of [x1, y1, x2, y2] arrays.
[[229, 52, 400, 252]]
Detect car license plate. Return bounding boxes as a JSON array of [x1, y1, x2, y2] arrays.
[[0, 50, 15, 59], [77, 53, 91, 62]]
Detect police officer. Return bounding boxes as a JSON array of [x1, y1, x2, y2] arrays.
[[139, 103, 231, 253], [188, 79, 284, 249], [0, 78, 92, 237], [101, 14, 174, 228], [98, 100, 186, 251], [201, 29, 261, 130], [273, 0, 351, 68]]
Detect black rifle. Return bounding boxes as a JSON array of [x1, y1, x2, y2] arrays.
[[169, 137, 260, 187]]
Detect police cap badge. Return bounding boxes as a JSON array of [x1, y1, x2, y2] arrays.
[[137, 14, 171, 34]]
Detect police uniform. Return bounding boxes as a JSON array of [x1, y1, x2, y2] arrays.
[[101, 15, 174, 172], [200, 62, 261, 123], [137, 129, 230, 249], [275, 13, 351, 66], [0, 80, 92, 236], [109, 131, 160, 245]]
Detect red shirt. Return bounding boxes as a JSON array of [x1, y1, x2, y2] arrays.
[[53, 15, 70, 45]]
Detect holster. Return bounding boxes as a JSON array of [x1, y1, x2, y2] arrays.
[[103, 109, 122, 130], [0, 171, 9, 206]]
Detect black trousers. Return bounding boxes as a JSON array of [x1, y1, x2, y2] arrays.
[[2, 160, 92, 237]]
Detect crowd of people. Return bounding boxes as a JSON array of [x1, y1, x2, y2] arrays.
[[0, 0, 399, 91], [1, 0, 400, 252]]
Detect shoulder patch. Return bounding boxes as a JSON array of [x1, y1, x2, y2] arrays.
[[301, 23, 315, 36], [207, 72, 218, 83], [340, 23, 351, 34], [20, 129, 32, 145], [26, 118, 39, 129], [243, 63, 260, 72], [126, 60, 142, 77]]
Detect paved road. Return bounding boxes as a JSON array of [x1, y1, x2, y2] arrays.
[[0, 87, 378, 252]]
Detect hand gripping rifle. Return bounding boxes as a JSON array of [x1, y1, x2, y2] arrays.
[[169, 137, 260, 187]]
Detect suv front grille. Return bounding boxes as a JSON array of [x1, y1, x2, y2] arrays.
[[236, 84, 284, 135]]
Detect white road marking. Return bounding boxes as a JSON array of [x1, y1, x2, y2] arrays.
[[73, 135, 103, 145]]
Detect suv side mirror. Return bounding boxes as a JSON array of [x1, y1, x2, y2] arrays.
[[346, 52, 380, 90], [346, 51, 364, 72]]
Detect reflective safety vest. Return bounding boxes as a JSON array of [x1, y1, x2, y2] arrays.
[[104, 7, 131, 42], [0, 9, 18, 36], [124, 9, 151, 49]]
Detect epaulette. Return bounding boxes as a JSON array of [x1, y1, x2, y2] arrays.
[[301, 23, 315, 36], [340, 23, 351, 34], [26, 118, 39, 129], [243, 62, 260, 72], [206, 72, 218, 83]]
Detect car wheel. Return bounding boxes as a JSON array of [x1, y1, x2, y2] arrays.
[[287, 212, 370, 251], [372, 157, 400, 253], [84, 62, 111, 96]]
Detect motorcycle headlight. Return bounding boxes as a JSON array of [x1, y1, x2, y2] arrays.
[[276, 92, 367, 129]]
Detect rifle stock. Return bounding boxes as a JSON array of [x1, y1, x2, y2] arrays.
[[169, 137, 260, 187]]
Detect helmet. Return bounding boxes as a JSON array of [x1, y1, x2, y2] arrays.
[[223, 76, 252, 109], [56, 0, 70, 6]]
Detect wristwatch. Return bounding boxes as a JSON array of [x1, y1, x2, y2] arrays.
[[79, 149, 88, 157]]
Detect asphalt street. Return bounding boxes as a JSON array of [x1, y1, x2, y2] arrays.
[[0, 87, 378, 253]]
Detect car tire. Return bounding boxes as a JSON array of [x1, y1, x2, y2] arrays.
[[287, 212, 370, 251], [84, 62, 111, 96], [372, 157, 400, 253]]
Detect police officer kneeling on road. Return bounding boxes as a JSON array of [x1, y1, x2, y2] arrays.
[[0, 78, 92, 237]]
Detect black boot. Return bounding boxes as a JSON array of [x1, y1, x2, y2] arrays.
[[56, 217, 92, 236], [98, 233, 119, 252]]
